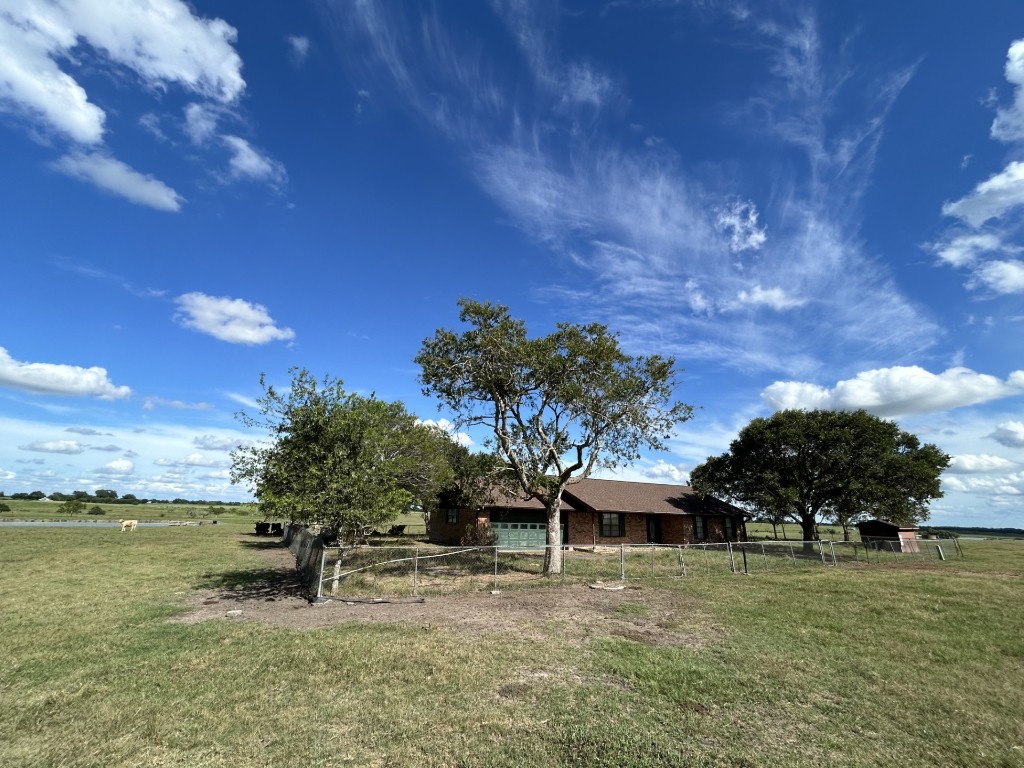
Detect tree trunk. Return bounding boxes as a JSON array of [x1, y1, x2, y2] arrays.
[[842, 522, 851, 542], [543, 497, 563, 575], [770, 522, 778, 539], [801, 515, 817, 542]]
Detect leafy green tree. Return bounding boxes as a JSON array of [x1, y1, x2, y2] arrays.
[[87, 505, 105, 515], [0, 502, 10, 513], [690, 409, 950, 542], [28, 491, 46, 500], [416, 299, 694, 574], [94, 489, 118, 499], [57, 499, 86, 515], [232, 369, 455, 543]]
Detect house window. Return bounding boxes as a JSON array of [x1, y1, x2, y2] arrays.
[[724, 516, 735, 541], [600, 513, 625, 537], [694, 515, 706, 540], [445, 508, 459, 525]]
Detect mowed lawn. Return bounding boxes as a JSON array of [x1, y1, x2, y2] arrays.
[[1, 527, 1022, 767]]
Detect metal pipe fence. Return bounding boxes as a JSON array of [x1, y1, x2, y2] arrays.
[[298, 537, 962, 601]]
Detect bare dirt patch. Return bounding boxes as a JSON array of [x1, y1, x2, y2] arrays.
[[172, 538, 720, 647]]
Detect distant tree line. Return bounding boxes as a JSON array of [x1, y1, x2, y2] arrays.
[[0, 489, 247, 505]]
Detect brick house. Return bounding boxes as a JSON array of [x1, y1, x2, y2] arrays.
[[429, 477, 746, 547]]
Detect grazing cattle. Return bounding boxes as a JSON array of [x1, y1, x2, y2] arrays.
[[119, 519, 138, 532]]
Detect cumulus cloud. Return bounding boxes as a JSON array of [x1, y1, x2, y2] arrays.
[[716, 200, 767, 252], [175, 292, 295, 345], [222, 136, 287, 186], [52, 152, 184, 211], [948, 454, 1018, 473], [991, 38, 1024, 142], [184, 102, 221, 144], [154, 452, 227, 469], [0, 468, 15, 481], [732, 285, 806, 311], [142, 396, 213, 412], [19, 440, 84, 455], [193, 434, 244, 451], [968, 259, 1024, 294], [762, 366, 1024, 417], [0, 0, 243, 145], [417, 418, 473, 447], [0, 347, 130, 399], [942, 161, 1024, 227], [929, 233, 1006, 268], [96, 459, 134, 476], [990, 421, 1024, 448], [943, 472, 1024, 496], [643, 460, 690, 483], [89, 444, 123, 453]]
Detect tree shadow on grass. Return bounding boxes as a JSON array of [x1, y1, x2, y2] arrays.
[[239, 537, 287, 550], [194, 566, 308, 602]]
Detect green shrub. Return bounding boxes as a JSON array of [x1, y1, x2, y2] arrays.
[[87, 506, 105, 516]]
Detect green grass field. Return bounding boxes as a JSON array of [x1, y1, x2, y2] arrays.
[[1, 525, 1021, 767]]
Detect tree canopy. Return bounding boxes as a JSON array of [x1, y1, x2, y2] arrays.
[[416, 299, 695, 573], [231, 369, 455, 542], [690, 409, 950, 541]]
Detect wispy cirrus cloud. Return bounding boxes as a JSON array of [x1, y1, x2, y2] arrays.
[[332, 2, 934, 375], [19, 440, 84, 455]]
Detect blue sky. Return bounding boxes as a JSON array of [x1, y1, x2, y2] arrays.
[[2, 1, 1023, 526]]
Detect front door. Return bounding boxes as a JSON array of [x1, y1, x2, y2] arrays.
[[647, 515, 662, 544]]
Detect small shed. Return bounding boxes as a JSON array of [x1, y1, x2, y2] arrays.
[[856, 519, 919, 553]]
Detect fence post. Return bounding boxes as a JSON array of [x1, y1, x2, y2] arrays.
[[937, 545, 946, 561], [494, 546, 498, 591], [829, 541, 838, 567], [316, 546, 326, 602], [620, 544, 625, 581], [740, 545, 748, 574], [331, 550, 343, 596], [761, 543, 768, 572], [561, 546, 566, 584], [413, 548, 419, 596], [727, 542, 736, 574], [651, 544, 656, 577], [679, 546, 687, 577]]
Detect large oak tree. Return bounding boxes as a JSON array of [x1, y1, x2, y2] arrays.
[[690, 409, 950, 541], [416, 299, 695, 574]]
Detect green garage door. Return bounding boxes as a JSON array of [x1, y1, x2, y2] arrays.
[[491, 521, 554, 548]]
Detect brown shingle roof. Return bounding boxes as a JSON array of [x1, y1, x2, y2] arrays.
[[483, 477, 740, 517]]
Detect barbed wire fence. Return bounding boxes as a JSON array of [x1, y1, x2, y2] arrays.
[[286, 535, 964, 602]]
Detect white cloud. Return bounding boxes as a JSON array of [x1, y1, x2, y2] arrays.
[[0, 347, 131, 399], [19, 440, 84, 455], [643, 460, 690, 484], [0, 0, 243, 145], [417, 418, 473, 447], [154, 452, 226, 469], [762, 366, 1024, 417], [184, 102, 220, 144], [65, 427, 111, 436], [948, 454, 1018, 474], [222, 136, 287, 186], [286, 35, 311, 66], [943, 472, 1024, 497], [174, 292, 295, 345], [716, 200, 767, 252], [929, 232, 1005, 268], [969, 259, 1024, 294], [990, 421, 1024, 448], [732, 285, 806, 311], [193, 434, 244, 451], [0, 468, 15, 481], [142, 397, 213, 412], [991, 38, 1024, 142], [942, 161, 1024, 227], [96, 459, 134, 476], [52, 151, 184, 211]]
